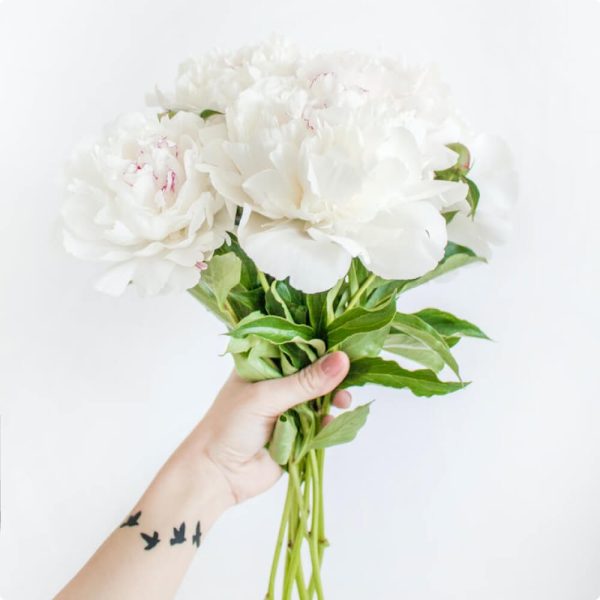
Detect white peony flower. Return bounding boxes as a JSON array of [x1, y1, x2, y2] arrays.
[[200, 74, 468, 293], [299, 52, 469, 169], [63, 111, 234, 296], [446, 134, 518, 258], [149, 36, 302, 114]]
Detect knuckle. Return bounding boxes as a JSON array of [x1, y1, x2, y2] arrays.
[[296, 365, 321, 397]]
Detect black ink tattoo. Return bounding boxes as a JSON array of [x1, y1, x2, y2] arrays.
[[120, 510, 142, 528], [170, 522, 186, 545], [140, 531, 160, 550], [192, 521, 202, 548]]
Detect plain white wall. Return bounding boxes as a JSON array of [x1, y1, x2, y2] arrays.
[[1, 0, 599, 598]]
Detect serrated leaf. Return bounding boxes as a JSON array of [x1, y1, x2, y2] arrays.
[[327, 300, 396, 347], [307, 403, 372, 451], [340, 357, 468, 397], [414, 308, 490, 340]]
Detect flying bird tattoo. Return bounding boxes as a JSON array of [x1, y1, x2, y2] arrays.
[[140, 531, 160, 550], [170, 522, 186, 545], [120, 510, 142, 528], [192, 521, 202, 548]]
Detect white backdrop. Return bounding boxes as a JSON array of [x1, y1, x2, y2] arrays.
[[1, 0, 600, 598]]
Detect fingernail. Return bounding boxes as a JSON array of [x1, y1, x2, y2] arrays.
[[320, 352, 345, 376]]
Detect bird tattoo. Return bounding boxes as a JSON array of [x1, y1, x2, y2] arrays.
[[192, 521, 202, 548], [140, 531, 160, 550], [119, 510, 142, 528], [170, 522, 186, 545]]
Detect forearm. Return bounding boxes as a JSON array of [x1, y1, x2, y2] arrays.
[[56, 430, 234, 600]]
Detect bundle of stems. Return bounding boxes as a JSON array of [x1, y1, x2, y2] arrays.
[[190, 240, 485, 600], [266, 396, 330, 600]]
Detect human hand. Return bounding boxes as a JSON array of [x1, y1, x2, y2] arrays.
[[188, 351, 351, 506]]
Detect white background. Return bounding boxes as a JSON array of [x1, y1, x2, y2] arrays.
[[1, 0, 600, 598]]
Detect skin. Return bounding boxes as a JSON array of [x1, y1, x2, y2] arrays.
[[55, 351, 351, 600]]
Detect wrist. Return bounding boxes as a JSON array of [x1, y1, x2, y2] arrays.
[[162, 441, 236, 529]]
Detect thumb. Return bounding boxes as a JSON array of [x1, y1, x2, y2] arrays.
[[256, 351, 350, 415]]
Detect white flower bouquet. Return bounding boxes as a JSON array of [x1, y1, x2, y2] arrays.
[[63, 37, 516, 599]]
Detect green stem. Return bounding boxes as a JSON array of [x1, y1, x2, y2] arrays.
[[317, 448, 327, 562], [307, 451, 324, 600], [258, 270, 270, 293], [266, 478, 294, 599], [223, 299, 238, 326], [283, 461, 309, 600], [289, 461, 309, 526], [346, 273, 376, 310]]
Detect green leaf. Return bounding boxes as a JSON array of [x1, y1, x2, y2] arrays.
[[306, 291, 327, 337], [348, 258, 369, 296], [443, 210, 459, 224], [188, 282, 232, 326], [265, 280, 307, 324], [325, 278, 345, 322], [230, 315, 315, 345], [230, 351, 281, 381], [215, 236, 259, 290], [398, 242, 485, 294], [199, 108, 223, 119], [340, 357, 468, 397], [157, 109, 178, 121], [327, 300, 396, 347], [364, 243, 485, 309], [390, 313, 460, 378], [434, 142, 471, 180], [226, 327, 283, 381], [307, 403, 372, 451], [363, 279, 402, 309], [414, 308, 490, 340], [269, 413, 298, 465], [228, 287, 264, 320], [340, 326, 391, 360], [465, 178, 480, 216], [202, 253, 242, 311], [384, 333, 446, 373], [447, 142, 471, 172]]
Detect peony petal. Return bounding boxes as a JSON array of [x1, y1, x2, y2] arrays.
[[242, 169, 301, 218], [238, 213, 352, 293], [94, 261, 137, 296], [358, 202, 448, 280]]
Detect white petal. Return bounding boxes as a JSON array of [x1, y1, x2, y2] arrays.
[[242, 169, 300, 218], [238, 213, 351, 293], [94, 262, 136, 296], [359, 203, 448, 280]]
